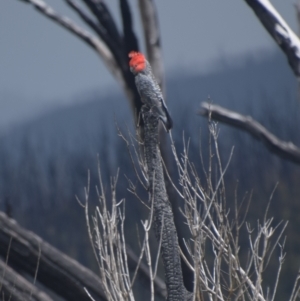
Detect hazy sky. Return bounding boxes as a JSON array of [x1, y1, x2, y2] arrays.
[[0, 0, 297, 129]]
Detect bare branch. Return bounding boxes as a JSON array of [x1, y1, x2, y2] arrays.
[[170, 121, 284, 301], [199, 102, 300, 164], [295, 1, 300, 37], [120, 0, 139, 55], [64, 0, 107, 44], [244, 0, 300, 78], [126, 244, 167, 298], [65, 0, 127, 70], [0, 258, 53, 301], [81, 0, 123, 49], [138, 0, 165, 91], [0, 212, 106, 301], [18, 0, 127, 96], [289, 268, 300, 301]]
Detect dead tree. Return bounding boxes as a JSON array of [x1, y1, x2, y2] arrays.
[[13, 0, 193, 293], [0, 212, 106, 301], [0, 258, 53, 301], [200, 1, 300, 165], [17, 0, 163, 125], [83, 107, 296, 301], [0, 211, 168, 300], [244, 0, 300, 78], [142, 106, 192, 301]]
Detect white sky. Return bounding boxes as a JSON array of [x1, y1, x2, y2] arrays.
[[0, 0, 297, 128]]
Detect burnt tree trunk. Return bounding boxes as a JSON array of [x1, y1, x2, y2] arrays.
[[142, 106, 192, 301], [0, 212, 106, 301], [0, 258, 54, 301]]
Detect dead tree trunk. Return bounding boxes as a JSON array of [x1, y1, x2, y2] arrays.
[[0, 212, 106, 301], [142, 106, 192, 301], [0, 258, 54, 301]]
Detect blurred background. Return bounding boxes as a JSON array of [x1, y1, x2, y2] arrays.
[[1, 0, 300, 299]]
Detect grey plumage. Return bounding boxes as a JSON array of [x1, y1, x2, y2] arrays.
[[131, 59, 173, 131]]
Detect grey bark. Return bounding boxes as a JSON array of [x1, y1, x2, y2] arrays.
[[0, 212, 106, 301], [0, 258, 53, 301], [244, 0, 300, 78], [200, 102, 300, 165], [138, 0, 165, 91], [295, 1, 300, 37], [142, 106, 192, 301]]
